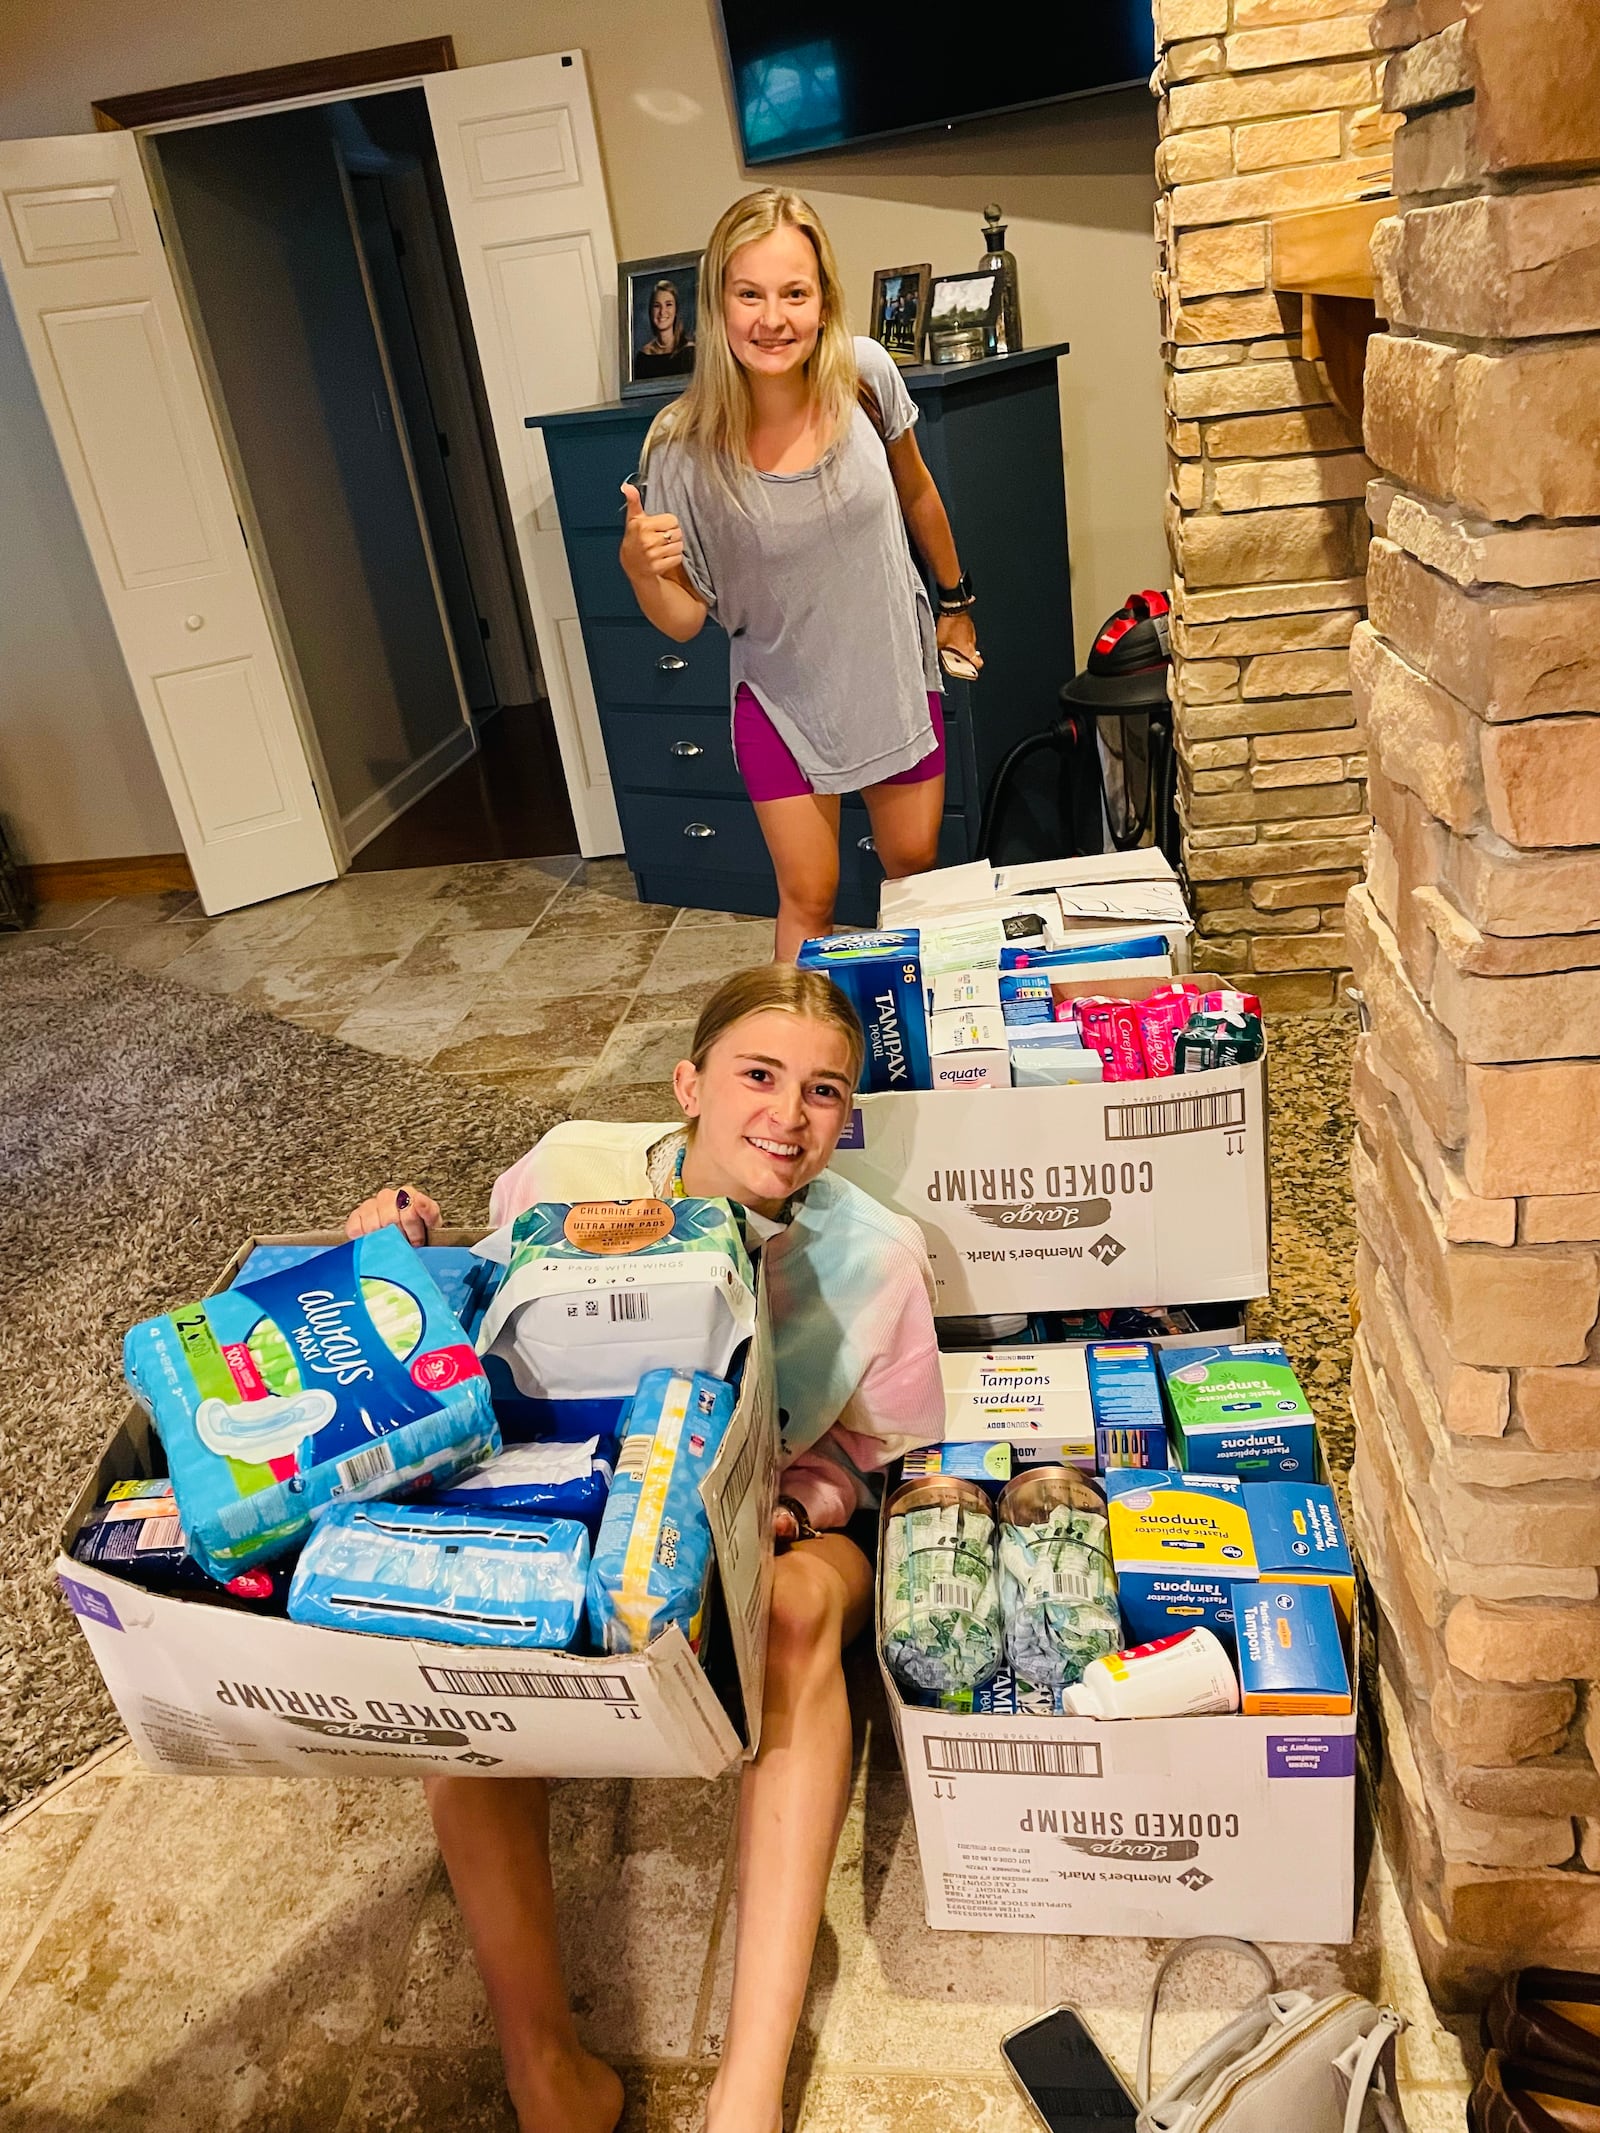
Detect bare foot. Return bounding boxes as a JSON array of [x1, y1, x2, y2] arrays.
[[704, 2079, 782, 2133], [510, 2042, 623, 2133]]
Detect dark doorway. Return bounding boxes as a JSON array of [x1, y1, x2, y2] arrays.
[[350, 700, 577, 869]]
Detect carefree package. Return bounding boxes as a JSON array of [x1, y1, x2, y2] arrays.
[[476, 1198, 755, 1436], [123, 1230, 499, 1579], [1159, 1342, 1318, 1477]]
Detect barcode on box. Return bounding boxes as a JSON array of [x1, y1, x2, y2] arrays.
[[1103, 1088, 1246, 1141], [136, 1518, 185, 1551], [928, 1578, 980, 1611], [925, 1737, 1104, 1777], [337, 1443, 396, 1490], [609, 1290, 650, 1323], [720, 1429, 758, 1532], [418, 1664, 635, 1703]]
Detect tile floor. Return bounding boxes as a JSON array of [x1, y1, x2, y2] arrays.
[[2, 858, 1473, 2131], [9, 856, 763, 1128]]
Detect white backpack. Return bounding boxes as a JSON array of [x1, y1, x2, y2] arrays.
[[1134, 1937, 1408, 2133]]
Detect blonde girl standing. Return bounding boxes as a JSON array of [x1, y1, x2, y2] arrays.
[[621, 189, 982, 959]]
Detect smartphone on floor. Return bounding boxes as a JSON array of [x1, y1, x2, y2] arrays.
[[1000, 2005, 1141, 2133]]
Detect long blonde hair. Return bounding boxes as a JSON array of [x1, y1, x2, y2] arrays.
[[683, 965, 864, 1135], [643, 189, 856, 501]]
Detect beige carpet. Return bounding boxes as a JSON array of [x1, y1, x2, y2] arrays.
[[0, 943, 564, 1813]]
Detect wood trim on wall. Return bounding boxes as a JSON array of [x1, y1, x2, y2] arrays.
[[91, 38, 457, 132], [27, 854, 198, 901]]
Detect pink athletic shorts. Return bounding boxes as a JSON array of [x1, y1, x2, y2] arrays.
[[732, 684, 945, 803]]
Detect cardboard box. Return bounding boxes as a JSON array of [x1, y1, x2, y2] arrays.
[[833, 977, 1269, 1316], [1103, 1472, 1257, 1645], [56, 1233, 779, 1783], [876, 1442, 1357, 1942]]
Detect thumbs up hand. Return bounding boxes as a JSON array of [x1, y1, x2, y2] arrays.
[[620, 480, 687, 583]]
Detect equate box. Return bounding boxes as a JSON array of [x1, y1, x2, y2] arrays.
[[1246, 1483, 1354, 1629], [1236, 1582, 1352, 1716], [1158, 1343, 1317, 1478], [1104, 1470, 1257, 1645], [935, 1347, 1095, 1466]]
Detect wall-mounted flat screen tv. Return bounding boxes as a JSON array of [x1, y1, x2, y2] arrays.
[[719, 4, 1157, 166]]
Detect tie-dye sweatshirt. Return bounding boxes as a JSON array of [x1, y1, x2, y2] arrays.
[[488, 1120, 942, 1531]]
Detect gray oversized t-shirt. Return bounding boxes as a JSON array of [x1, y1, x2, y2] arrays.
[[641, 336, 942, 795]]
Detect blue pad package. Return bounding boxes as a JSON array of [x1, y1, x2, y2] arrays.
[[235, 1243, 505, 1344], [588, 1369, 736, 1654], [432, 1436, 614, 1526], [126, 1230, 500, 1579], [288, 1502, 588, 1647]]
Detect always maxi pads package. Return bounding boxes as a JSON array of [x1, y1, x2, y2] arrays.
[[1158, 1342, 1318, 1477], [124, 1231, 499, 1580], [236, 1243, 505, 1345], [796, 930, 930, 1092], [475, 1198, 755, 1440], [588, 1369, 737, 1654], [1104, 1469, 1257, 1645], [288, 1502, 588, 1648], [432, 1437, 613, 1526]]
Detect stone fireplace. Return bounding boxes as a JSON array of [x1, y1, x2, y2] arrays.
[[1157, 0, 1600, 2008], [1347, 0, 1600, 2007], [1153, 0, 1395, 1011]]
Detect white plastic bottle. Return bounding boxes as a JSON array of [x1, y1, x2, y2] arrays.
[[1061, 1628, 1240, 1719]]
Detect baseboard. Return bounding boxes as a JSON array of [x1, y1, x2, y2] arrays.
[[342, 722, 477, 857], [26, 853, 197, 901]]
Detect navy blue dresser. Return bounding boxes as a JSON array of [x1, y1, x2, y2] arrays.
[[531, 343, 1074, 922]]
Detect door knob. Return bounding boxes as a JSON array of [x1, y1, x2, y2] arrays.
[[683, 822, 715, 839], [184, 614, 204, 631], [657, 653, 687, 672], [669, 740, 703, 757]]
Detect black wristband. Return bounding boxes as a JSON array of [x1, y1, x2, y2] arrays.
[[936, 570, 975, 613]]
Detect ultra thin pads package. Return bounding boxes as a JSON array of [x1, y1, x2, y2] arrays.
[[288, 1502, 588, 1648], [476, 1198, 755, 1437], [587, 1369, 736, 1654], [124, 1231, 499, 1579]]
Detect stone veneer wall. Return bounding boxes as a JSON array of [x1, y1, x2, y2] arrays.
[[1152, 0, 1398, 1007], [1346, 0, 1600, 2007]]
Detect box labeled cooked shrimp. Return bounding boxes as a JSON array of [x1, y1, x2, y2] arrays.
[[832, 1006, 1270, 1317], [57, 1225, 780, 1784], [874, 1419, 1357, 1944]]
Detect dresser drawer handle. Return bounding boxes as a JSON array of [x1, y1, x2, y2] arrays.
[[857, 835, 877, 853], [657, 653, 688, 672], [683, 822, 716, 840], [669, 740, 703, 757]]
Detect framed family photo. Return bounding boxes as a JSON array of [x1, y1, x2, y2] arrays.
[[926, 268, 1003, 366], [618, 251, 703, 398], [869, 262, 931, 367]]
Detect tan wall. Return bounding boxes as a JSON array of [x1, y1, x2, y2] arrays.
[[0, 0, 1167, 863]]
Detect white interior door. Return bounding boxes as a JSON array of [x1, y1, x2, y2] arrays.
[[426, 52, 623, 856], [0, 131, 338, 914]]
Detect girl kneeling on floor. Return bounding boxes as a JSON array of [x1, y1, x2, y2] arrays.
[[346, 963, 941, 2133]]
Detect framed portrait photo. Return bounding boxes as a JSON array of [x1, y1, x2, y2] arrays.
[[869, 262, 931, 367], [618, 251, 703, 398], [926, 268, 1003, 366]]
